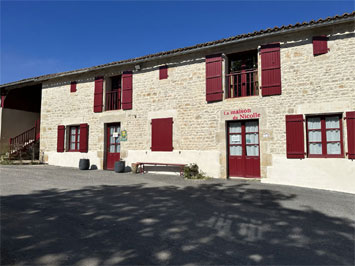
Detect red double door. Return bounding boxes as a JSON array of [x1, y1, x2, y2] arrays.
[[105, 123, 121, 170], [228, 120, 260, 178]]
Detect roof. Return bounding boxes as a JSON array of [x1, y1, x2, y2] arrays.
[[1, 11, 354, 89]]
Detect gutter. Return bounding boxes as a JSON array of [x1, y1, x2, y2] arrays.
[[1, 16, 354, 90]]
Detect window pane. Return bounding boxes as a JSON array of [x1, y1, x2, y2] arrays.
[[71, 134, 76, 142], [308, 130, 322, 142], [229, 122, 241, 133], [115, 137, 120, 144], [230, 145, 242, 156], [110, 137, 114, 145], [71, 128, 76, 134], [77, 143, 80, 150], [70, 143, 75, 150], [325, 116, 339, 129], [110, 127, 114, 135], [77, 128, 80, 135], [246, 145, 259, 156], [246, 133, 258, 144], [309, 143, 322, 154], [327, 142, 341, 155], [110, 145, 115, 153], [116, 144, 120, 153], [308, 117, 321, 129], [229, 134, 242, 144], [245, 121, 258, 132], [77, 134, 80, 142], [326, 130, 340, 141]]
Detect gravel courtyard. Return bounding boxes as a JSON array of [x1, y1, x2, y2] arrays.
[[1, 165, 354, 265]]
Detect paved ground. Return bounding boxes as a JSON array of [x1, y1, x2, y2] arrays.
[[1, 165, 354, 265]]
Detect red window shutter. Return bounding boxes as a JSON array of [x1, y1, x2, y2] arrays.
[[70, 81, 77, 93], [206, 54, 223, 102], [94, 77, 104, 113], [57, 125, 65, 153], [122, 71, 133, 110], [313, 36, 328, 56], [79, 123, 89, 153], [286, 115, 305, 159], [261, 43, 281, 96], [151, 118, 173, 151], [346, 111, 355, 159], [159, 66, 168, 80]]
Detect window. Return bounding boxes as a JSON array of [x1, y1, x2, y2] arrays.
[[104, 72, 133, 111], [306, 115, 343, 158], [105, 76, 122, 111], [226, 50, 259, 98], [69, 126, 80, 152], [70, 81, 77, 93], [151, 118, 173, 151], [57, 124, 88, 153], [159, 66, 168, 80], [313, 36, 328, 56]]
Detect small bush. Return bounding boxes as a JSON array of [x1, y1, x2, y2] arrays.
[[183, 163, 209, 180]]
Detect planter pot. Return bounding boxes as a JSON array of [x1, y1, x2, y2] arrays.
[[79, 159, 90, 170], [114, 161, 125, 173]]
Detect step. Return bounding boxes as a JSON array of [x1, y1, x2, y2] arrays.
[[5, 160, 41, 165]]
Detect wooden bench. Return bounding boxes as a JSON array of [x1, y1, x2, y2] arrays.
[[136, 162, 186, 176]]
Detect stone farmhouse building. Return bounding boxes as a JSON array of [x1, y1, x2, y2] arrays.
[[1, 12, 354, 193]]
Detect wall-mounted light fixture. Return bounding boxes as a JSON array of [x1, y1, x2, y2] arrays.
[[135, 64, 141, 71]]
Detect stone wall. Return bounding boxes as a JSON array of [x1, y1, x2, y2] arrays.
[[40, 21, 355, 193]]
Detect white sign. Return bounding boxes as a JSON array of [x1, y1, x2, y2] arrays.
[[231, 135, 241, 142], [113, 132, 119, 138]]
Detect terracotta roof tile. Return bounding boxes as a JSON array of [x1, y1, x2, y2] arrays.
[[1, 11, 354, 88]]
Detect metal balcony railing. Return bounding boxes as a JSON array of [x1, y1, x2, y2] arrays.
[[105, 90, 121, 111], [226, 68, 259, 98]]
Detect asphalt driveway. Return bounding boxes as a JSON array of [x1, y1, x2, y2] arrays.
[[1, 165, 354, 265]]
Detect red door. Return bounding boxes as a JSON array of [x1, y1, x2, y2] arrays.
[[105, 124, 120, 170], [228, 120, 260, 178]]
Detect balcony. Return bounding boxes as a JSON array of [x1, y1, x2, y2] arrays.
[[226, 68, 259, 98], [105, 90, 121, 111]]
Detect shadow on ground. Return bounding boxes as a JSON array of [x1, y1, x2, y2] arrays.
[[1, 183, 354, 265]]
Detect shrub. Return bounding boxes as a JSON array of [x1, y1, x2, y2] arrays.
[[183, 163, 209, 180]]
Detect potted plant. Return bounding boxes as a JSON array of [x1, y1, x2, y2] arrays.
[[79, 158, 90, 170], [114, 159, 125, 173]]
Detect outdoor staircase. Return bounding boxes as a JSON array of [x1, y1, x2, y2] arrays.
[[8, 119, 40, 160]]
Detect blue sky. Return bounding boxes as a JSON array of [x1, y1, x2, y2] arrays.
[[1, 1, 354, 84]]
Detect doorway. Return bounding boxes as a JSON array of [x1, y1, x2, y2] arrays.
[[227, 120, 260, 178], [105, 123, 121, 170]]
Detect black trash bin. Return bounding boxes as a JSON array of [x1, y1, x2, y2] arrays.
[[114, 161, 125, 173], [79, 159, 90, 170]]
